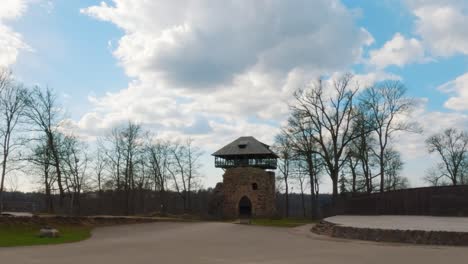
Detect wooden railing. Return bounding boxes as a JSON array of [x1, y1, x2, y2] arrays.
[[214, 157, 277, 169]]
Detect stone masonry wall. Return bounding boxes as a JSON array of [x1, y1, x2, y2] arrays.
[[222, 167, 275, 219]]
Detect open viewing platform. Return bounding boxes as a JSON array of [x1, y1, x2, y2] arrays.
[[212, 136, 278, 170]]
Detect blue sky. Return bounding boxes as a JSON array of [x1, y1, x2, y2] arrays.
[[10, 0, 128, 118], [1, 0, 467, 192]]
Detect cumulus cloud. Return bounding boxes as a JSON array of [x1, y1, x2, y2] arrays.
[[0, 0, 30, 67], [406, 0, 468, 57], [76, 0, 375, 147], [368, 33, 429, 69], [0, 0, 27, 20], [389, 97, 468, 187], [82, 0, 373, 89], [352, 71, 401, 87], [403, 1, 468, 115], [395, 100, 468, 159], [438, 72, 468, 111]]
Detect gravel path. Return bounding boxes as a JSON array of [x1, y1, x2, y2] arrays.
[[325, 215, 468, 232], [1, 222, 467, 263]]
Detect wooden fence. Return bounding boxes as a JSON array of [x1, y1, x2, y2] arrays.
[[336, 185, 468, 216]]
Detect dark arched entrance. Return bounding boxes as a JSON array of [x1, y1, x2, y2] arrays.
[[238, 196, 252, 217]]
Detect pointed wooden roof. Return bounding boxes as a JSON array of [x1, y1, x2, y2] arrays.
[[212, 136, 278, 158]]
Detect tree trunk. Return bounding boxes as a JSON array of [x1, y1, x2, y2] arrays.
[[300, 189, 306, 218], [49, 135, 64, 206], [350, 162, 357, 194], [0, 124, 11, 213], [284, 178, 289, 218], [332, 172, 339, 202], [380, 149, 385, 193], [160, 188, 167, 215], [44, 163, 54, 214], [306, 156, 317, 218], [0, 157, 6, 212]]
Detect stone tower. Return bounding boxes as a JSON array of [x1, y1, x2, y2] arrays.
[[212, 136, 278, 219]]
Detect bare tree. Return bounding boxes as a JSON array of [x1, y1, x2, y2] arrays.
[[93, 148, 106, 209], [168, 138, 202, 213], [99, 127, 124, 192], [382, 149, 408, 191], [100, 122, 145, 214], [283, 109, 323, 217], [274, 133, 293, 217], [347, 110, 378, 193], [0, 72, 28, 212], [24, 87, 66, 205], [360, 81, 418, 192], [62, 135, 89, 214], [426, 128, 468, 186], [144, 136, 171, 214], [6, 174, 20, 192], [291, 159, 309, 218], [423, 165, 449, 186], [290, 74, 359, 200], [28, 139, 56, 213], [119, 122, 143, 215], [0, 68, 12, 93]]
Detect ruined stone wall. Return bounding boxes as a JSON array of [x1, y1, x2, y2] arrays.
[[222, 167, 275, 219]]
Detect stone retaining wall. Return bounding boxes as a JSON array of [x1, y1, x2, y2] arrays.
[[0, 215, 163, 227], [312, 221, 468, 246]]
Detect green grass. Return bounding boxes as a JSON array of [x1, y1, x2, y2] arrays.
[[0, 223, 92, 247], [251, 218, 316, 227]]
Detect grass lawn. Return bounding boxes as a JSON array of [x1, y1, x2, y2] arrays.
[[251, 218, 316, 227], [0, 223, 92, 247]]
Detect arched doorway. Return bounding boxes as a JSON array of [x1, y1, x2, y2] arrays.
[[238, 196, 252, 217]]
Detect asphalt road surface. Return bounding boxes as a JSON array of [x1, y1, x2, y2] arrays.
[[1, 222, 467, 264]]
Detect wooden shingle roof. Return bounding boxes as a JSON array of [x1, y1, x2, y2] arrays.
[[212, 136, 278, 157]]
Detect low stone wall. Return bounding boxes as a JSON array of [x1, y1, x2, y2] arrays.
[[312, 220, 468, 246], [0, 215, 165, 227]]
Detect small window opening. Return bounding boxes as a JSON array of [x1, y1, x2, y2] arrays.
[[238, 141, 248, 149], [252, 183, 258, 190]]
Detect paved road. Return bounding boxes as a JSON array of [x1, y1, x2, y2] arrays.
[[326, 215, 468, 232], [1, 222, 467, 264]]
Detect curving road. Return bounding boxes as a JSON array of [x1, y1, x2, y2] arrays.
[[1, 222, 467, 263]]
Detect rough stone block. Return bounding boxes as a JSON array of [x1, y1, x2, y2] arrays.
[[39, 228, 60, 238]]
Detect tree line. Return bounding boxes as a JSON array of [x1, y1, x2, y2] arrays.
[[0, 68, 203, 215], [0, 68, 466, 217], [274, 73, 468, 217]]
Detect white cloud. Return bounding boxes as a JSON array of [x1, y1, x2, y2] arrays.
[[401, 0, 468, 115], [438, 72, 468, 111], [82, 0, 373, 89], [394, 98, 468, 159], [391, 98, 468, 187], [81, 0, 467, 190], [77, 0, 375, 146], [0, 0, 27, 20], [352, 71, 401, 88], [406, 0, 468, 57], [368, 33, 429, 69], [0, 0, 30, 68]]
